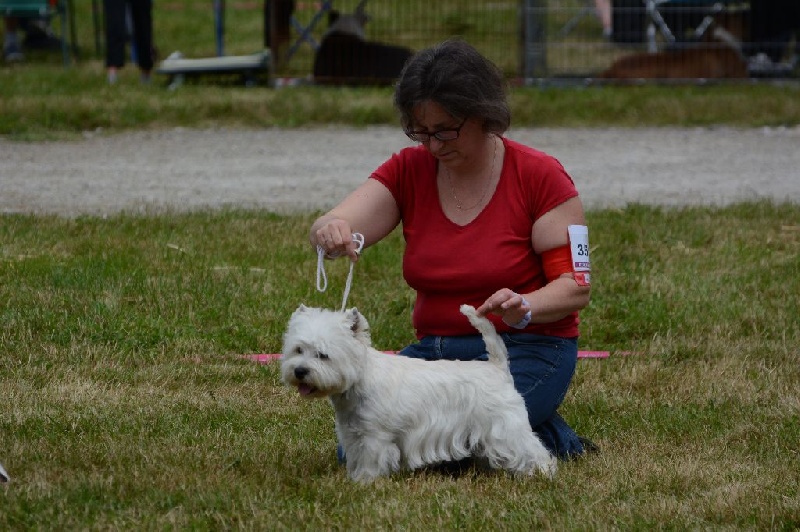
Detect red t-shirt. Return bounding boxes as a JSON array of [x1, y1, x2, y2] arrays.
[[371, 136, 580, 339]]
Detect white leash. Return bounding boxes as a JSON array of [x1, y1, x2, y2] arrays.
[[316, 233, 365, 311]]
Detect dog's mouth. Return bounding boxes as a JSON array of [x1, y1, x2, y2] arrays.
[[297, 383, 318, 396]]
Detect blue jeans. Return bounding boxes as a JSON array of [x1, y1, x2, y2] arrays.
[[399, 333, 585, 460]]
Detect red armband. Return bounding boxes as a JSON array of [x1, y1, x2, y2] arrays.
[[541, 224, 592, 287], [541, 245, 573, 282]]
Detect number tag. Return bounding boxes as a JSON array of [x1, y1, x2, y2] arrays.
[[568, 225, 591, 286]]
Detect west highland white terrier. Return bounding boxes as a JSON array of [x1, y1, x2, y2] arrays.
[[280, 304, 557, 482]]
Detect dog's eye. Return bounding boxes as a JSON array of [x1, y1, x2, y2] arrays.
[[294, 347, 303, 355], [317, 352, 329, 360]]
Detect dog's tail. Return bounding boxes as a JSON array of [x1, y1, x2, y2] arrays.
[[460, 304, 509, 372]]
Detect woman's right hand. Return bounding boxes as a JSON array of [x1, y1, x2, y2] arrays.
[[308, 178, 401, 264], [312, 217, 360, 262]]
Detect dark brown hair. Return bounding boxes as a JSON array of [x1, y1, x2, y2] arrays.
[[393, 39, 510, 134]]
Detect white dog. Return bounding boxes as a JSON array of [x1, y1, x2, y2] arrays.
[[280, 304, 557, 482]]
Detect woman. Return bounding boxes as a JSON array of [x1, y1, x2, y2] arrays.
[[310, 39, 594, 459]]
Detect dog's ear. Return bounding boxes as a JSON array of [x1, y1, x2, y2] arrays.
[[347, 307, 361, 333], [355, 0, 370, 25], [346, 307, 372, 344], [290, 304, 310, 321]]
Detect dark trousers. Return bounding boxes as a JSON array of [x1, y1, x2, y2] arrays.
[[104, 0, 153, 71]]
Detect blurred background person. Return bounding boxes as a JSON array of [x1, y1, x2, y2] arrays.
[[104, 0, 154, 83], [595, 0, 612, 39], [3, 16, 23, 62]]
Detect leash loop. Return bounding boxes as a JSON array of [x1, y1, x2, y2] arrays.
[[315, 233, 365, 311]]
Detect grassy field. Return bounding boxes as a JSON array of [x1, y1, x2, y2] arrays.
[[1, 203, 799, 529], [1, 2, 799, 529], [2, 0, 800, 139], [3, 68, 800, 140]]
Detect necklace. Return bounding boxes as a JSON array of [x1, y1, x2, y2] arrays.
[[445, 136, 498, 211]]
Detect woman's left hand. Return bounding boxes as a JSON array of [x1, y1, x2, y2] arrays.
[[476, 289, 530, 325]]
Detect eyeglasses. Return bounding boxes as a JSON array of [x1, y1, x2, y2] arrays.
[[405, 118, 467, 143]]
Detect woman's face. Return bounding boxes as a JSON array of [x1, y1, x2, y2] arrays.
[[409, 100, 486, 169]]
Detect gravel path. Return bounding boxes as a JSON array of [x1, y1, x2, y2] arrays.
[[2, 126, 799, 216]]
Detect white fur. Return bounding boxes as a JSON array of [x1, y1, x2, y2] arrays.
[[280, 304, 556, 482]]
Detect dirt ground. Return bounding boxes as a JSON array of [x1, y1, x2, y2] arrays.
[[1, 126, 799, 216]]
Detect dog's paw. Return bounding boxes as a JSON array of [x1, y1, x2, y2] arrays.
[[347, 464, 387, 483], [537, 455, 558, 480]]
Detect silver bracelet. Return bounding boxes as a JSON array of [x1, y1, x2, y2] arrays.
[[506, 297, 532, 329]]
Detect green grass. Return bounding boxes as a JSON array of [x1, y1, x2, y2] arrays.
[[2, 0, 800, 139], [2, 2, 799, 527], [2, 72, 799, 139], [1, 203, 799, 529]]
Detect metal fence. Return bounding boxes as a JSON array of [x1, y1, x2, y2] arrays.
[[270, 0, 799, 83]]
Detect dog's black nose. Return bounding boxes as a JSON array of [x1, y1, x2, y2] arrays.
[[294, 367, 309, 380]]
